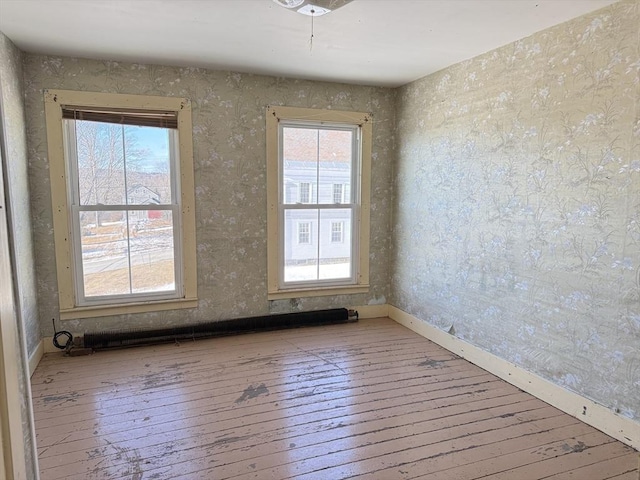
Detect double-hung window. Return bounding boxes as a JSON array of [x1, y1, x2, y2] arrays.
[[44, 90, 197, 319], [266, 106, 371, 299]]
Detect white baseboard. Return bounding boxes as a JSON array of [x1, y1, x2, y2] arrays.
[[28, 339, 44, 377], [351, 304, 389, 319], [388, 304, 640, 451], [42, 336, 62, 354]]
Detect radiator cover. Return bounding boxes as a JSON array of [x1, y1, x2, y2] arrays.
[[83, 308, 355, 349]]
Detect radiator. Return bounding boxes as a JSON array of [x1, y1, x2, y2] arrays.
[[83, 308, 357, 350]]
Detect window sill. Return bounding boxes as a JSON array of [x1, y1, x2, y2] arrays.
[[59, 297, 198, 320], [267, 285, 369, 300]]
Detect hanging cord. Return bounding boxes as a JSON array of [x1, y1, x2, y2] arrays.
[[52, 318, 73, 350], [309, 9, 315, 51]]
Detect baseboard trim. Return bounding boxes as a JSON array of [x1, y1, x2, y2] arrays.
[[28, 339, 44, 377], [351, 304, 389, 319], [388, 304, 640, 451], [42, 336, 62, 354], [31, 337, 62, 373]]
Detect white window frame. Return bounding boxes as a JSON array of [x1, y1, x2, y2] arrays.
[[266, 105, 371, 299], [331, 221, 344, 243], [64, 123, 181, 306], [44, 89, 198, 319], [297, 222, 311, 244]]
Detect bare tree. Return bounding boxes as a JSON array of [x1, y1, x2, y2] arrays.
[[74, 121, 148, 226]]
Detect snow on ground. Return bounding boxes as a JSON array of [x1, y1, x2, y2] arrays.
[[285, 263, 351, 282]]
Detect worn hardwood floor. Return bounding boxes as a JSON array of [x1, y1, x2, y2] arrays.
[[31, 318, 638, 480]]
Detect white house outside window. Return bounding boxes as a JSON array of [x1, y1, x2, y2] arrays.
[[44, 90, 197, 319], [266, 106, 371, 299]]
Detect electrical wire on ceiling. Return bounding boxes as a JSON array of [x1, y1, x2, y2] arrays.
[[272, 0, 355, 52], [309, 9, 315, 51]]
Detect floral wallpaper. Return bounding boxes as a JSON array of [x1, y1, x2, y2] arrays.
[[7, 0, 638, 439], [392, 0, 640, 421], [0, 31, 38, 480], [0, 35, 39, 355], [22, 55, 395, 335]]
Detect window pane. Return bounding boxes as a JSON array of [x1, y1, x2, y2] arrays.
[[80, 210, 175, 297], [130, 210, 176, 293], [75, 122, 173, 207], [284, 209, 318, 282], [282, 127, 352, 206], [319, 209, 352, 280], [282, 127, 318, 205], [124, 126, 172, 205], [80, 210, 131, 296], [283, 208, 352, 283], [318, 130, 352, 204], [75, 121, 125, 206]]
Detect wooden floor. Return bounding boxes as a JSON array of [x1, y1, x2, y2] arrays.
[[31, 318, 638, 480]]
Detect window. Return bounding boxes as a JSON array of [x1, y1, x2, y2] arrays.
[[44, 90, 197, 319], [333, 184, 344, 204], [299, 182, 312, 203], [298, 222, 311, 244], [331, 222, 343, 243], [266, 105, 371, 299]]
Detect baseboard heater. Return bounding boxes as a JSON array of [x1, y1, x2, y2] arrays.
[[83, 308, 357, 350]]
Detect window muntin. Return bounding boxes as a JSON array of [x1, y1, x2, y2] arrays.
[[44, 90, 197, 319]]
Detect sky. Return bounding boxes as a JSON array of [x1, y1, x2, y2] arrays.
[[128, 125, 170, 172]]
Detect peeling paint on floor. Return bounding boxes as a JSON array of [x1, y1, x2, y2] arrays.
[[236, 383, 269, 403]]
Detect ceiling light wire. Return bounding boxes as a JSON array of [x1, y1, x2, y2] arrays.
[[309, 9, 315, 52]]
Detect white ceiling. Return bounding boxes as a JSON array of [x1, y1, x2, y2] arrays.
[[0, 0, 617, 87]]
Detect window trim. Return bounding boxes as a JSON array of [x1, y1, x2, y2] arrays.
[[44, 89, 198, 319], [266, 105, 371, 300]]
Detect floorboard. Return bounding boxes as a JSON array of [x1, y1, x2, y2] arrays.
[[31, 317, 638, 480]]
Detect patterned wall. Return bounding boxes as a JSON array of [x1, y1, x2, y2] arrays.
[[392, 1, 640, 420], [0, 31, 38, 480], [0, 35, 40, 354], [22, 56, 395, 335], [12, 0, 639, 428]]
